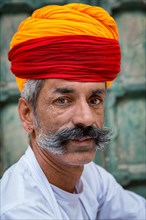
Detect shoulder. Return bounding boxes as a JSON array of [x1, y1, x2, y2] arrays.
[[1, 154, 32, 212], [0, 150, 51, 218], [82, 162, 146, 220]]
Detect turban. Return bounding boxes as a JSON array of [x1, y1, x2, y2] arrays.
[[8, 3, 121, 92]]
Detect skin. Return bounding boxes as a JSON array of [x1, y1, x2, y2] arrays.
[[18, 79, 106, 193]]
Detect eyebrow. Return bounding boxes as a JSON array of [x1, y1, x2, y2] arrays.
[[90, 89, 106, 95], [53, 87, 106, 95], [53, 88, 75, 94]]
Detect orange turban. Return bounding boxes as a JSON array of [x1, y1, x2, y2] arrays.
[[9, 3, 120, 92]]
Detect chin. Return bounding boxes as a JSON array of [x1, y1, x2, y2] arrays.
[[62, 150, 96, 166]]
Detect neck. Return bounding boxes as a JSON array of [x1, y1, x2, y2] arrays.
[[31, 140, 84, 193]]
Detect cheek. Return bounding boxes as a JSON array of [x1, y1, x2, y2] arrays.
[[38, 106, 72, 130], [95, 107, 104, 127]]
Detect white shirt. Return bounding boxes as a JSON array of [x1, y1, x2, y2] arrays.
[[1, 147, 146, 220]]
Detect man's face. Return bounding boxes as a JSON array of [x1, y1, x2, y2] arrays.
[[34, 79, 106, 166]]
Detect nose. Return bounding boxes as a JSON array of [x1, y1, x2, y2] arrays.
[[72, 100, 95, 127]]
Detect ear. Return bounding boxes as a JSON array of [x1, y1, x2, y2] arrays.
[[18, 97, 34, 133]]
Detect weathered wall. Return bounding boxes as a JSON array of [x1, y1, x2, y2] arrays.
[[0, 0, 145, 197]]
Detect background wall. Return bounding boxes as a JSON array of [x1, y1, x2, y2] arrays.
[[0, 0, 146, 198]]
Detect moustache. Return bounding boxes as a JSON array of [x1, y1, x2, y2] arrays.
[[49, 126, 112, 148], [36, 126, 112, 154]]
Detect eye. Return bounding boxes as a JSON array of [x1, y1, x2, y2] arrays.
[[54, 97, 71, 105], [89, 97, 102, 105]]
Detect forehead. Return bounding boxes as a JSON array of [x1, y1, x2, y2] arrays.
[[41, 79, 106, 94]]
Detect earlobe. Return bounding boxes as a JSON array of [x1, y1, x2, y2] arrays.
[[18, 98, 34, 133]]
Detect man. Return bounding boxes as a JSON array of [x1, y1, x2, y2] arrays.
[[1, 3, 145, 220]]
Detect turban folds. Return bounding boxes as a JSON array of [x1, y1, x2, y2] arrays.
[[8, 3, 121, 92]]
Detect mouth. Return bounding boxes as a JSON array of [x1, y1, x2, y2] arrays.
[[66, 137, 95, 153], [69, 136, 91, 141], [74, 137, 92, 142], [68, 137, 94, 146]]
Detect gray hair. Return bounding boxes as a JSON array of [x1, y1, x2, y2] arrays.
[[21, 79, 45, 127]]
